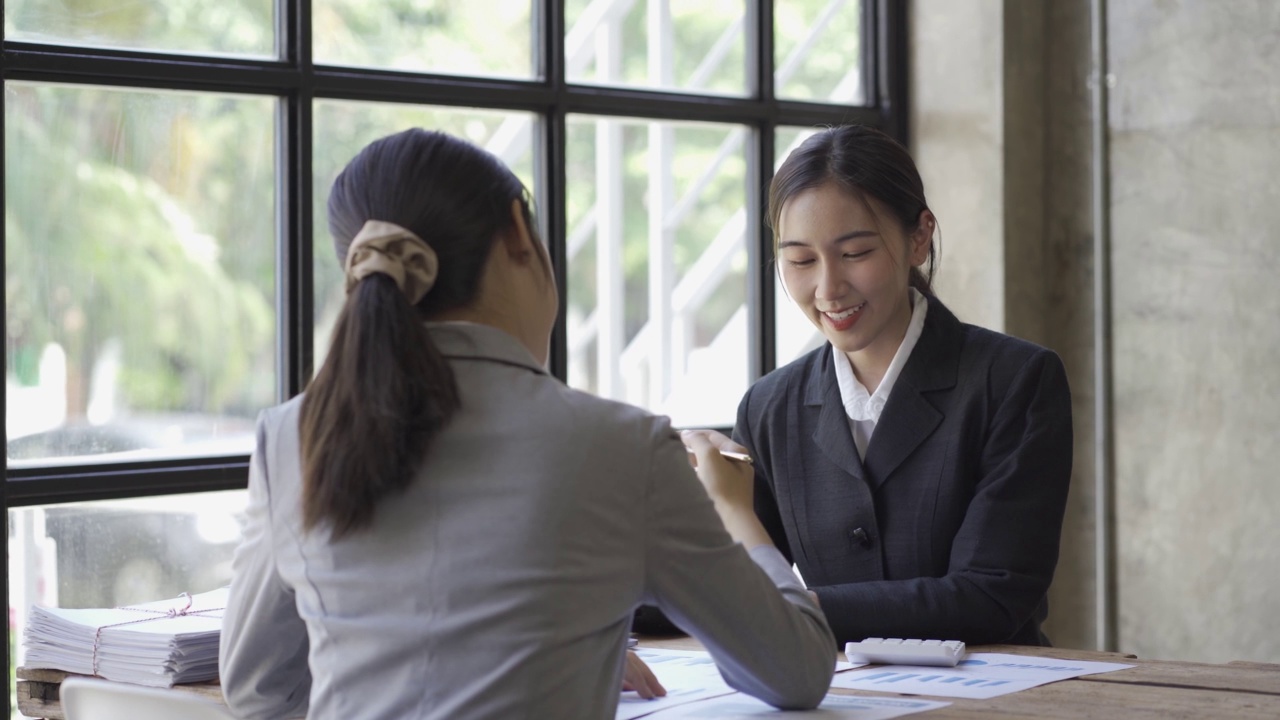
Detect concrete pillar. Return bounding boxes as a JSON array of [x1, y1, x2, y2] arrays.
[[911, 0, 1280, 663], [1108, 0, 1280, 663]]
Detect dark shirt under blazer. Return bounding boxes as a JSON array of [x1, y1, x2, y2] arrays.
[[734, 296, 1073, 646]]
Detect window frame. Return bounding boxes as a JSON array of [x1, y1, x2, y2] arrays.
[[1, 0, 906, 707]]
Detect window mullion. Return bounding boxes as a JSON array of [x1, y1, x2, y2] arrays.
[[875, 0, 909, 144], [752, 0, 776, 379], [543, 0, 570, 382], [279, 0, 314, 399]]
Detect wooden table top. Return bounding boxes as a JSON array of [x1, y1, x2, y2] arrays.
[[639, 637, 1280, 719], [17, 639, 1280, 719]]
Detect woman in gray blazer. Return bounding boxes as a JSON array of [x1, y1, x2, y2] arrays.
[[726, 125, 1073, 647], [218, 129, 834, 720]]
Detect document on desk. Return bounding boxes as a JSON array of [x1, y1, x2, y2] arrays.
[[829, 652, 1134, 700], [619, 649, 871, 720], [638, 693, 949, 719], [617, 649, 737, 719]]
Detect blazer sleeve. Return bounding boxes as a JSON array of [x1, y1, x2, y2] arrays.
[[812, 350, 1073, 645], [641, 424, 834, 710], [220, 414, 312, 720]]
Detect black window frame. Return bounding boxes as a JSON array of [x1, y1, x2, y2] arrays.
[[2, 0, 907, 708]]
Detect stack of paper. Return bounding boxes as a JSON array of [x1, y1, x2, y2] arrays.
[[23, 588, 227, 688]]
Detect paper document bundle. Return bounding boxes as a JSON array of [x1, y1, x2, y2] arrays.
[[22, 588, 227, 688]]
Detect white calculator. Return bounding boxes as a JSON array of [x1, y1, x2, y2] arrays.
[[843, 638, 967, 667]]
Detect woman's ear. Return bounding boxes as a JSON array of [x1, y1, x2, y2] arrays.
[[502, 198, 537, 263], [908, 209, 935, 266], [507, 198, 554, 284]]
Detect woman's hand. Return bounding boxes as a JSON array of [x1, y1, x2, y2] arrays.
[[681, 429, 754, 511], [681, 429, 773, 549], [621, 650, 666, 699]]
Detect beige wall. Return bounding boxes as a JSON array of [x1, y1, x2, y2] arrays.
[[910, 0, 1280, 663]]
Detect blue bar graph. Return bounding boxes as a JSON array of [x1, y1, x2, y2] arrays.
[[854, 670, 1024, 690]]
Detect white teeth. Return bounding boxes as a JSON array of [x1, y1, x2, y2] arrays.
[[826, 303, 865, 321]]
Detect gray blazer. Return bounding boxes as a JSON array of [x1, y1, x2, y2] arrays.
[[735, 297, 1073, 646], [220, 323, 834, 720]]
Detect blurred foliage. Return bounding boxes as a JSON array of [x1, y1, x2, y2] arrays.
[[563, 0, 745, 94], [4, 84, 275, 417], [314, 0, 533, 77], [775, 0, 863, 101], [5, 0, 273, 56]]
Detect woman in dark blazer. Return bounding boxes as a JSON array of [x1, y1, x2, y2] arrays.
[[730, 125, 1073, 647]]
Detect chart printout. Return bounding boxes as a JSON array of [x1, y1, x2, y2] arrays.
[[619, 648, 868, 719], [640, 692, 949, 719], [829, 653, 1134, 700]]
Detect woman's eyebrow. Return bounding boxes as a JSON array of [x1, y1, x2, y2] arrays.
[[779, 229, 879, 249]]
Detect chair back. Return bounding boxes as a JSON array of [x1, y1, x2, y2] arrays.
[[61, 677, 236, 720]]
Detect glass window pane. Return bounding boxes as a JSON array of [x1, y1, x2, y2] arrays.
[[7, 492, 247, 681], [4, 83, 276, 467], [314, 0, 536, 78], [312, 103, 538, 367], [4, 0, 274, 58], [775, 0, 865, 103], [773, 126, 825, 365], [565, 115, 749, 427], [566, 0, 747, 96]]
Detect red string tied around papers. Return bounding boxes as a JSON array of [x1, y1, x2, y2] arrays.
[[90, 592, 225, 677]]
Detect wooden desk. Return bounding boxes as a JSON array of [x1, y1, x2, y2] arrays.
[[17, 641, 1280, 719], [643, 637, 1280, 719]]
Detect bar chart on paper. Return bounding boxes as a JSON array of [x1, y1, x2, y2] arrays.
[[829, 653, 1134, 700], [639, 693, 949, 719], [841, 670, 1029, 698]]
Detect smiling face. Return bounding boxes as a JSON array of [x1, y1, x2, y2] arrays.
[[776, 181, 931, 382]]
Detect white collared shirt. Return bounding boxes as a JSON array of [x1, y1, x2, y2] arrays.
[[832, 288, 928, 459]]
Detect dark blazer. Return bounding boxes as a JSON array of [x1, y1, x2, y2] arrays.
[[734, 296, 1072, 646]]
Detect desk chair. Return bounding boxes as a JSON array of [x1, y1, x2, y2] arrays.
[[60, 677, 236, 720]]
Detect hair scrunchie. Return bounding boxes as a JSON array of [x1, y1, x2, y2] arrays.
[[343, 220, 439, 305]]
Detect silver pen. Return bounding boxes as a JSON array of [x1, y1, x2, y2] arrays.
[[686, 448, 754, 465]]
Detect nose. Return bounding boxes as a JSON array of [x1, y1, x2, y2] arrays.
[[815, 259, 847, 301]]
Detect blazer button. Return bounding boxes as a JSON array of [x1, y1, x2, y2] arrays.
[[850, 527, 871, 547]]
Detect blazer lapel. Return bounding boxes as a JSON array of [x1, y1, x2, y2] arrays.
[[862, 297, 963, 491], [805, 350, 869, 486]]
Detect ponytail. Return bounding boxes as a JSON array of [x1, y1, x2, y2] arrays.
[[301, 128, 528, 540], [300, 274, 459, 539]]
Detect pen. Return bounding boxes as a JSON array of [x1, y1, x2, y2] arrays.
[[686, 448, 754, 465]]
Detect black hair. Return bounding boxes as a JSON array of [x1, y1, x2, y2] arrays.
[[301, 128, 534, 539], [768, 125, 937, 294]]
